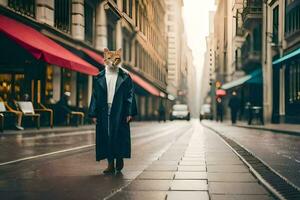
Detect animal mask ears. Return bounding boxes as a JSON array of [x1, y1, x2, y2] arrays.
[[116, 48, 122, 56], [104, 48, 109, 53]]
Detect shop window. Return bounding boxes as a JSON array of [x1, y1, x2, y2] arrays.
[[288, 62, 300, 103], [84, 1, 95, 44], [8, 0, 36, 18], [54, 0, 71, 33], [0, 73, 25, 101], [61, 69, 72, 94], [77, 74, 88, 108], [45, 65, 54, 104]]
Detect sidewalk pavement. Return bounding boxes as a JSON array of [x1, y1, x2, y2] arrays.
[[214, 120, 300, 136], [111, 122, 273, 200]]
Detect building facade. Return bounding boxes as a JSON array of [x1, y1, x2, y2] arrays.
[[0, 0, 170, 123], [264, 0, 300, 123], [165, 0, 185, 101]]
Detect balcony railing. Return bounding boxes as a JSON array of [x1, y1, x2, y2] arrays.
[[242, 1, 262, 27], [8, 0, 35, 18]]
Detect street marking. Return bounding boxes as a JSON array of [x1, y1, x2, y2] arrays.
[[0, 144, 94, 166]]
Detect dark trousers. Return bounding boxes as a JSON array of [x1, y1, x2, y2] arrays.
[[107, 103, 114, 163], [231, 109, 238, 124], [216, 110, 223, 122]]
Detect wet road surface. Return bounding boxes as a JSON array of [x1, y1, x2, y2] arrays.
[[203, 120, 300, 188], [0, 121, 273, 200]]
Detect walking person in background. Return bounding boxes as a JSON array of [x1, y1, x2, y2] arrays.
[[228, 91, 240, 124], [88, 48, 137, 174], [216, 97, 223, 122], [158, 101, 166, 122]]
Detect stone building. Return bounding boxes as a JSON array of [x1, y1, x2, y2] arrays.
[[0, 0, 170, 122]]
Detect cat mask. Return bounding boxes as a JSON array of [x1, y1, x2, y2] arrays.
[[103, 48, 122, 68]]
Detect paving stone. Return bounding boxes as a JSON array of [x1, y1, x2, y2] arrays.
[[138, 171, 175, 180], [152, 161, 179, 165], [167, 191, 209, 200], [206, 159, 243, 165], [207, 165, 249, 173], [110, 191, 167, 200], [182, 157, 205, 161], [179, 161, 206, 166], [207, 173, 256, 182], [209, 182, 268, 195], [210, 194, 272, 200], [175, 172, 207, 180], [178, 165, 206, 172], [170, 180, 208, 191], [146, 165, 178, 171], [126, 180, 172, 191]]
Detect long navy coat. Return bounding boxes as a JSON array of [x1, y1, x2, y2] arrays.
[[88, 68, 137, 161]]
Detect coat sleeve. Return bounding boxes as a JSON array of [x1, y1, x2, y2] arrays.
[[88, 79, 98, 118], [125, 76, 138, 117]]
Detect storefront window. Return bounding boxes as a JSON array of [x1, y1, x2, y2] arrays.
[[77, 74, 88, 108], [0, 73, 25, 101], [45, 65, 54, 104], [288, 61, 300, 103]]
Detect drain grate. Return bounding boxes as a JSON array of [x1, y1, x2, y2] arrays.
[[204, 124, 300, 200]]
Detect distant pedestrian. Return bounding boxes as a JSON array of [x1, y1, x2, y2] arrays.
[[88, 48, 137, 174], [216, 97, 223, 122], [228, 91, 240, 124], [158, 102, 166, 122]]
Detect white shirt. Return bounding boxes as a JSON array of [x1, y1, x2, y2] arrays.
[[105, 66, 119, 104]]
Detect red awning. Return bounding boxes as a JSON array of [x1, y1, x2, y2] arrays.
[[129, 73, 161, 96], [0, 15, 99, 76], [82, 48, 105, 65]]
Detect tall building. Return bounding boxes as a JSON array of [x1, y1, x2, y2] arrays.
[[200, 11, 215, 111], [165, 0, 185, 100], [0, 0, 170, 122], [263, 0, 300, 123]]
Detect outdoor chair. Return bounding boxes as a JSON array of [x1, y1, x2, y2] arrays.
[[35, 103, 54, 128], [17, 101, 40, 129], [0, 101, 20, 130], [67, 111, 85, 126]]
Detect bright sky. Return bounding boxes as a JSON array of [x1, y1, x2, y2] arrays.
[[183, 0, 215, 74]]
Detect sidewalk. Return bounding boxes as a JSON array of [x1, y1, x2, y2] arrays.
[[211, 120, 300, 136], [111, 122, 273, 200], [234, 121, 300, 136]]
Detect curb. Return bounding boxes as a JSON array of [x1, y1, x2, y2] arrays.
[[234, 124, 300, 137]]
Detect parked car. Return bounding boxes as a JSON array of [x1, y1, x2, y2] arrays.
[[170, 104, 190, 121], [200, 104, 213, 121]]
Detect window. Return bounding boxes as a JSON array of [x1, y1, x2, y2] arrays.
[[84, 1, 95, 44], [129, 0, 133, 17], [285, 0, 300, 36], [123, 0, 127, 13], [272, 6, 279, 44], [8, 0, 35, 18], [54, 0, 71, 33], [107, 23, 116, 50]]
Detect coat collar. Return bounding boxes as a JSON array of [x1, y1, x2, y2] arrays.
[[96, 68, 128, 94]]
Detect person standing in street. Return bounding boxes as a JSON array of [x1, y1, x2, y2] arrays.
[[158, 101, 166, 122], [228, 91, 240, 124], [88, 48, 137, 174], [216, 97, 223, 122]]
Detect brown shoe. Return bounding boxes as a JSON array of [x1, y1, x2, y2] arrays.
[[103, 161, 115, 174], [116, 158, 124, 172]]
